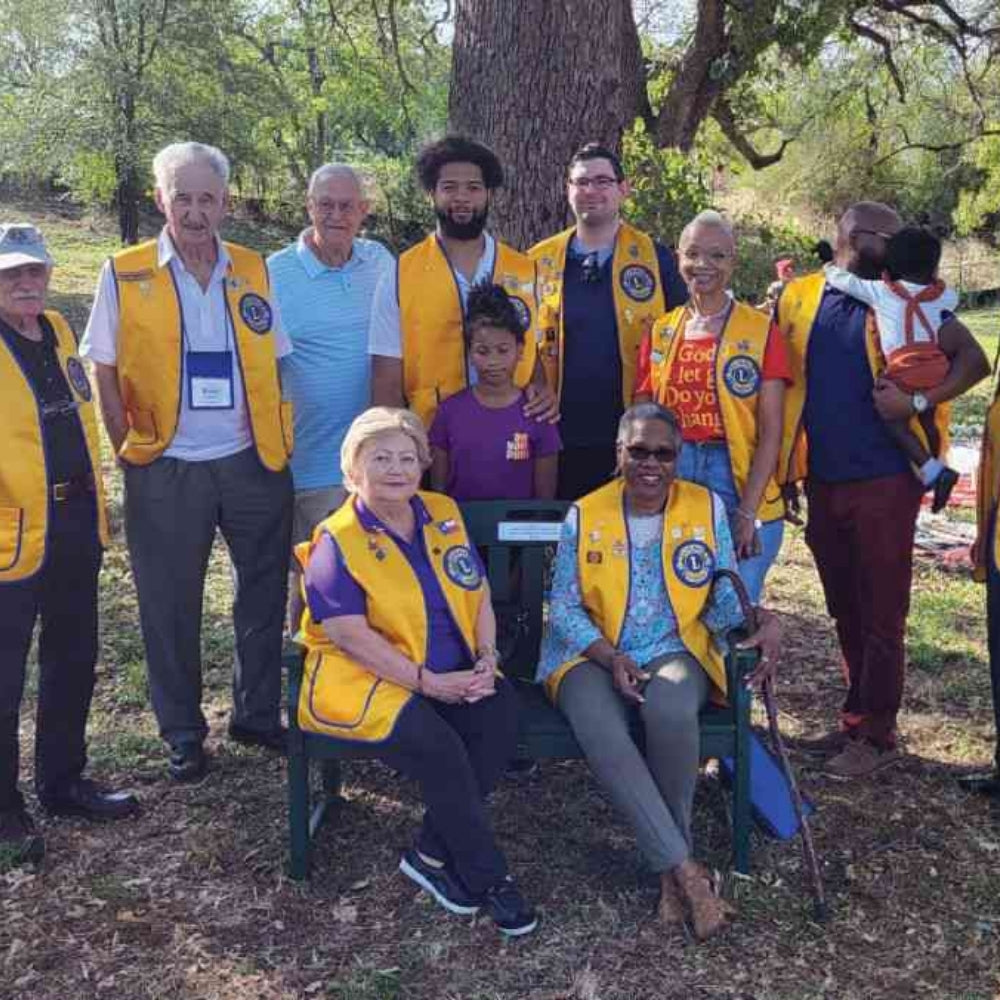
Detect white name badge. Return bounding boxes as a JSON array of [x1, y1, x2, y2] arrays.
[[187, 350, 235, 410]]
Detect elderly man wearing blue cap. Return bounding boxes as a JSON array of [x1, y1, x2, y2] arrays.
[[0, 223, 138, 868]]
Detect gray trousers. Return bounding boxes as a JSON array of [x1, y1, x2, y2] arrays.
[[124, 447, 293, 747], [558, 654, 709, 872]]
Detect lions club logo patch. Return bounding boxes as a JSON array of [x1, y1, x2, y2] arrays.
[[510, 295, 532, 334], [443, 545, 482, 591], [672, 539, 715, 588], [239, 293, 273, 334], [619, 264, 656, 302], [65, 357, 92, 401], [722, 355, 761, 398]]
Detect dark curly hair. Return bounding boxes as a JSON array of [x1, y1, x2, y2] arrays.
[[568, 141, 625, 182], [885, 226, 942, 285], [464, 282, 526, 345], [415, 135, 504, 192]]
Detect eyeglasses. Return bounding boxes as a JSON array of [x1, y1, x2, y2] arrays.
[[624, 445, 677, 465], [680, 249, 733, 264], [568, 176, 619, 190], [851, 228, 894, 241]]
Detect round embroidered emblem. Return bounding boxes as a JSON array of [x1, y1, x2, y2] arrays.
[[239, 292, 273, 334], [672, 539, 715, 588], [722, 355, 761, 398], [443, 545, 482, 591], [65, 357, 92, 401], [510, 295, 531, 334], [619, 264, 656, 302]]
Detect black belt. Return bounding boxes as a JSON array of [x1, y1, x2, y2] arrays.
[[51, 474, 96, 502]]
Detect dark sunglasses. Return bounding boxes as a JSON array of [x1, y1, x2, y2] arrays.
[[624, 445, 677, 464]]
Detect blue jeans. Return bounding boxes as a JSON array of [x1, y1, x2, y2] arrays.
[[676, 441, 783, 603]]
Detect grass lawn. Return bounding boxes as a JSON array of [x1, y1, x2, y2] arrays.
[[3, 200, 1000, 1000]]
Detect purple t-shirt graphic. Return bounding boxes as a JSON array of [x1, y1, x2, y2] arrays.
[[429, 388, 562, 501]]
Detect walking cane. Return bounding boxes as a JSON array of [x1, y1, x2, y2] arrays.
[[713, 567, 829, 923]]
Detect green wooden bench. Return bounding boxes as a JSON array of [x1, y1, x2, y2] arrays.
[[286, 499, 754, 880]]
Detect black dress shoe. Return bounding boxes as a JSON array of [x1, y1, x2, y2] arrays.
[[0, 806, 45, 866], [228, 723, 287, 754], [957, 770, 1000, 797], [169, 742, 208, 783], [40, 778, 139, 821]]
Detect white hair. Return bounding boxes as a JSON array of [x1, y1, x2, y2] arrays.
[[152, 142, 230, 191], [680, 209, 735, 247], [340, 407, 431, 493], [307, 163, 367, 200]]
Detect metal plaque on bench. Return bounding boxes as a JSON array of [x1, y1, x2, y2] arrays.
[[496, 521, 563, 543]]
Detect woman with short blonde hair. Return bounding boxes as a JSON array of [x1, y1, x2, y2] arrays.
[[294, 407, 536, 937]]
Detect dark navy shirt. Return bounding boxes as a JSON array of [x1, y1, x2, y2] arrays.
[[560, 240, 686, 450], [1, 315, 92, 484], [304, 495, 481, 673], [803, 288, 910, 483]]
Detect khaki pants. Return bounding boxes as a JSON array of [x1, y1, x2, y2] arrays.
[[287, 485, 348, 636]]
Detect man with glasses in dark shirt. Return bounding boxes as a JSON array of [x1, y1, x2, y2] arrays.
[[0, 224, 137, 867], [530, 143, 687, 499]]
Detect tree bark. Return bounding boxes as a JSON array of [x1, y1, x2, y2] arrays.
[[449, 0, 644, 249]]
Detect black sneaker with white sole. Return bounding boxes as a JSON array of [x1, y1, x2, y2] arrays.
[[399, 848, 480, 915], [481, 876, 538, 936]]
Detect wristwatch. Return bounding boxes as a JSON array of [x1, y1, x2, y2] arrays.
[[912, 392, 929, 414], [735, 508, 763, 531]]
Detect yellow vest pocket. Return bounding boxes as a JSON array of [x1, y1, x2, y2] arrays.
[[0, 507, 24, 572], [280, 400, 294, 456]]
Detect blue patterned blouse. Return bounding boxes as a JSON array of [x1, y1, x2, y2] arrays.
[[536, 490, 744, 683]]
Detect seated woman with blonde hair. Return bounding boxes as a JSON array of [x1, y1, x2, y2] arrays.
[[295, 406, 535, 937]]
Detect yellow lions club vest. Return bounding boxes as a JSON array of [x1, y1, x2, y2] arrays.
[[295, 491, 484, 742], [112, 239, 293, 469], [0, 310, 109, 583], [531, 222, 667, 404], [544, 478, 726, 702], [648, 300, 784, 523], [975, 390, 1000, 583], [776, 271, 950, 485], [397, 234, 538, 428]]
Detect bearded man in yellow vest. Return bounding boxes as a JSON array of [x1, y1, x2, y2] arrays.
[[776, 201, 988, 780], [0, 224, 138, 867], [369, 135, 557, 431], [82, 143, 294, 783], [530, 143, 688, 500]]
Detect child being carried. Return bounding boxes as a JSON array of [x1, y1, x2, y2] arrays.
[[821, 226, 960, 512]]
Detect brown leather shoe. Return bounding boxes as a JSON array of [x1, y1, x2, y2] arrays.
[[823, 739, 901, 779], [657, 872, 685, 927], [795, 729, 852, 757], [674, 861, 734, 940]]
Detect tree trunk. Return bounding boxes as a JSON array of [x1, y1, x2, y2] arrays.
[[115, 94, 141, 245], [449, 0, 644, 249]]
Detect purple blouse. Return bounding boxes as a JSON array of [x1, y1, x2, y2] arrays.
[[304, 495, 481, 673]]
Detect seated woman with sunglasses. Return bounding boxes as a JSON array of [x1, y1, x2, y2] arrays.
[[636, 210, 791, 602], [536, 402, 781, 940]]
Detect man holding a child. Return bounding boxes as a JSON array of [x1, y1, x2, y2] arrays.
[[776, 201, 988, 779]]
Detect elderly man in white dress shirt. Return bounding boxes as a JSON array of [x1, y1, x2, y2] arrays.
[[82, 141, 294, 782]]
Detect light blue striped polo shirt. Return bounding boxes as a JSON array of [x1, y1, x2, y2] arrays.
[[269, 231, 394, 489]]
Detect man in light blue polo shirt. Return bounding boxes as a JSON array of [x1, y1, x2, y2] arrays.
[[268, 164, 393, 631]]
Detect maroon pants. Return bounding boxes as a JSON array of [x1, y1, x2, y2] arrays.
[[804, 473, 923, 748]]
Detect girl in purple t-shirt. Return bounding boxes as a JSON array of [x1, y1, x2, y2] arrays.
[[430, 284, 560, 500]]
